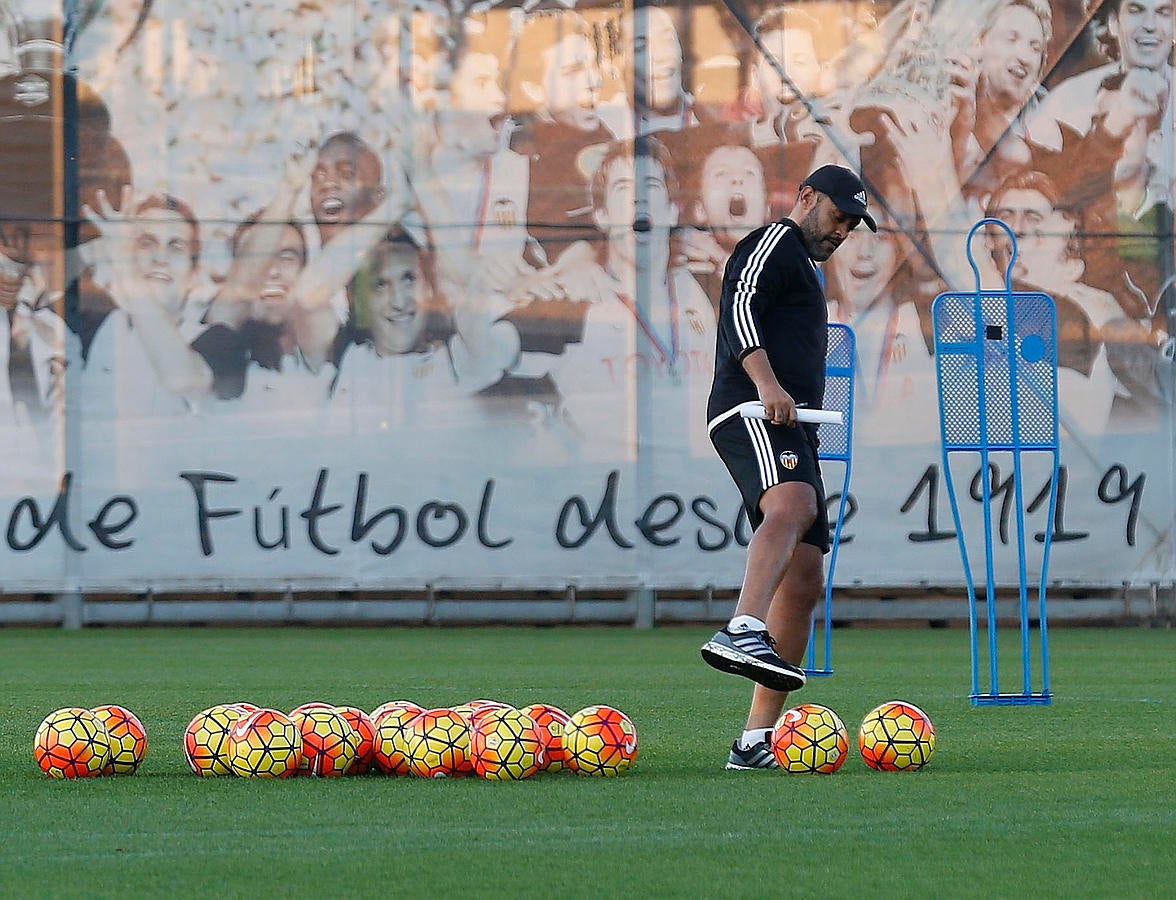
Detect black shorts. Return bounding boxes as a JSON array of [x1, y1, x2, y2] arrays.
[[710, 416, 830, 553]]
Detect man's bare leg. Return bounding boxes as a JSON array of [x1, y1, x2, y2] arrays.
[[701, 481, 818, 693], [743, 541, 824, 732], [731, 482, 817, 622]]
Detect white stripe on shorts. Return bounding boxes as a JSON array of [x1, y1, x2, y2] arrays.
[[743, 416, 778, 490]]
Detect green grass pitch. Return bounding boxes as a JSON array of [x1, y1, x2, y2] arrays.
[[1, 625, 1173, 897]]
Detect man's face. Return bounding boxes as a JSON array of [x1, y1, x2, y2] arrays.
[[367, 242, 429, 356], [796, 191, 860, 262], [980, 5, 1047, 106], [451, 51, 506, 118], [541, 33, 602, 131], [594, 154, 678, 266], [1112, 0, 1174, 70], [754, 27, 823, 112], [131, 208, 196, 316], [247, 224, 305, 325], [698, 145, 767, 241], [445, 51, 507, 156], [836, 227, 899, 303], [988, 187, 1072, 282], [311, 141, 383, 227], [596, 156, 677, 228], [629, 7, 684, 114]]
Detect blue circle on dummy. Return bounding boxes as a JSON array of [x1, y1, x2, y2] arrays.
[[1020, 334, 1046, 363]]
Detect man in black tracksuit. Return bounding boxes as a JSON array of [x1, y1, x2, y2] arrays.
[[700, 165, 877, 770]]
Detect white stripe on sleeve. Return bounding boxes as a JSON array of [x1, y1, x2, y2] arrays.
[[731, 223, 788, 351]]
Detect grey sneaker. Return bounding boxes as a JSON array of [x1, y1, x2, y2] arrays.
[[726, 738, 778, 771], [700, 627, 807, 692]]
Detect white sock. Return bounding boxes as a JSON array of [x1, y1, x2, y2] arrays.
[[728, 615, 766, 633], [739, 728, 771, 749]]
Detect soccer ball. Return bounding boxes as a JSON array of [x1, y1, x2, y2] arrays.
[[466, 701, 516, 730], [466, 698, 512, 713], [335, 706, 378, 774], [291, 707, 360, 777], [450, 703, 479, 721], [563, 705, 638, 776], [184, 704, 246, 776], [371, 702, 425, 775], [469, 708, 544, 780], [34, 707, 110, 779], [226, 708, 303, 778], [404, 708, 472, 778], [465, 699, 513, 718], [770, 704, 848, 774], [91, 704, 148, 775], [518, 703, 571, 772], [370, 699, 422, 726], [858, 700, 936, 771], [289, 701, 336, 717]]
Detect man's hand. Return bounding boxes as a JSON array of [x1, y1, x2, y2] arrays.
[[81, 185, 140, 310], [282, 136, 320, 197], [672, 227, 727, 273], [1099, 68, 1168, 138], [757, 382, 798, 426]]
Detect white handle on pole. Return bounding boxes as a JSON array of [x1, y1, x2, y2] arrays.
[[737, 401, 843, 425]]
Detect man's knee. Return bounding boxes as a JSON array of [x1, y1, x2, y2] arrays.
[[789, 544, 825, 603], [760, 482, 818, 530]]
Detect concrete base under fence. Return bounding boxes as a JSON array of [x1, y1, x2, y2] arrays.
[[0, 585, 1171, 629]]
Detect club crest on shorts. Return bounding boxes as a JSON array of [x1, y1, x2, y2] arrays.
[[778, 451, 799, 470]]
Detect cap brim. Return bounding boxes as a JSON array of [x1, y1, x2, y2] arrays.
[[831, 197, 877, 232]]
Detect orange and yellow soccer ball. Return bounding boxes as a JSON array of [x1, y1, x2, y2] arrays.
[[469, 708, 544, 780], [372, 702, 424, 776], [91, 704, 148, 775], [226, 708, 302, 778], [858, 700, 936, 771], [370, 699, 422, 726], [335, 706, 378, 775], [518, 703, 571, 772], [404, 708, 472, 778], [563, 705, 638, 776], [184, 704, 247, 776], [466, 699, 513, 715], [288, 701, 335, 717], [770, 703, 848, 774], [291, 707, 360, 777], [466, 700, 515, 730], [34, 707, 111, 779]]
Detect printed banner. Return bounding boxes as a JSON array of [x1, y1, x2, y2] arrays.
[[0, 0, 1171, 592]]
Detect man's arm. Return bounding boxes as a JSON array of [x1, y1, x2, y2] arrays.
[[119, 295, 213, 398], [209, 144, 318, 328], [718, 228, 800, 423], [1094, 69, 1168, 217], [741, 347, 797, 425], [83, 187, 213, 400], [290, 182, 412, 315]]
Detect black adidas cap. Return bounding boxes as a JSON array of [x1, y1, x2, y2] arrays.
[[801, 164, 877, 232]]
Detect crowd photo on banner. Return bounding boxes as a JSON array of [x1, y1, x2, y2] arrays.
[[0, 0, 1171, 588]]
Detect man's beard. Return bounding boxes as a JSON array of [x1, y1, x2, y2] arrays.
[[796, 208, 831, 262]]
